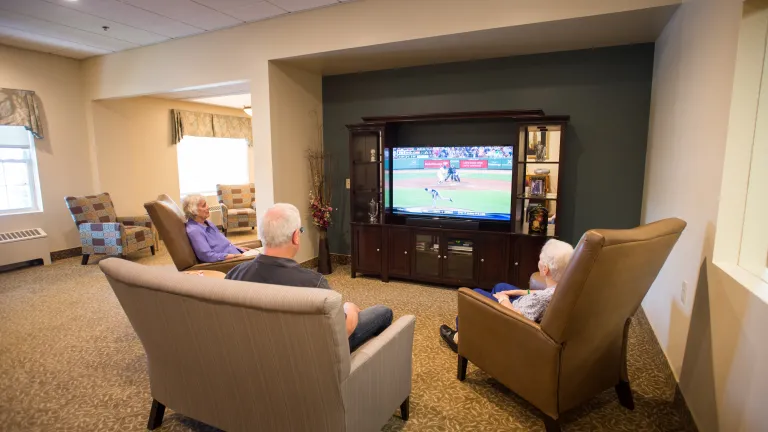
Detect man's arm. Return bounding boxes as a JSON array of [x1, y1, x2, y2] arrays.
[[316, 275, 331, 289]]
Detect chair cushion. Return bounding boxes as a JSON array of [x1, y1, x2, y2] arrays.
[[124, 226, 154, 254], [226, 207, 256, 229], [64, 193, 117, 226]]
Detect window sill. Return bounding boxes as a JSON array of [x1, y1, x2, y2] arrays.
[[713, 260, 768, 304], [0, 209, 44, 217]]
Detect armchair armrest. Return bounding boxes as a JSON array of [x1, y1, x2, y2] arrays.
[[342, 315, 415, 432], [235, 240, 262, 249], [117, 215, 152, 229], [457, 288, 560, 417], [188, 254, 255, 273]]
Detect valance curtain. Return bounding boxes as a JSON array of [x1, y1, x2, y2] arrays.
[[171, 109, 252, 145], [0, 88, 44, 139]]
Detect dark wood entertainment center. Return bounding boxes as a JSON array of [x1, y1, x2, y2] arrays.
[[348, 110, 568, 289]]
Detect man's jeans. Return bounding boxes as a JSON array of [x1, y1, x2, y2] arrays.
[[455, 283, 521, 330], [349, 305, 393, 352]]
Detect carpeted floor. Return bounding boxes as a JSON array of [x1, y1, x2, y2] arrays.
[[0, 232, 696, 431]]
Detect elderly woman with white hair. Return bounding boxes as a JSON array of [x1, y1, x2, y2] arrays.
[[183, 194, 250, 263], [440, 238, 575, 353]]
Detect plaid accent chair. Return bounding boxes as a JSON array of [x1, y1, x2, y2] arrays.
[[216, 183, 257, 236], [64, 192, 155, 265]]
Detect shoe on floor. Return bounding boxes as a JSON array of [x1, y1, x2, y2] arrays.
[[440, 324, 458, 353]]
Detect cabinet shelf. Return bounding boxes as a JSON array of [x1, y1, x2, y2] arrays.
[[518, 161, 560, 164], [517, 195, 558, 200]]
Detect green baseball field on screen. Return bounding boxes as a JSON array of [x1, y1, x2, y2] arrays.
[[392, 170, 512, 214]]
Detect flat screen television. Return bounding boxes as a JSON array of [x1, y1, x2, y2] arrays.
[[391, 146, 514, 221]]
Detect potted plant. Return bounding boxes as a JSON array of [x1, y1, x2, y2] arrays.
[[307, 110, 333, 274]]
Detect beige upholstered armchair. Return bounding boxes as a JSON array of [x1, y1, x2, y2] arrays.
[[456, 218, 686, 431], [100, 258, 416, 432], [216, 183, 257, 236], [64, 192, 155, 265], [144, 194, 261, 273]]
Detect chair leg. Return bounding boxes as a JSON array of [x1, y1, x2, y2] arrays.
[[81, 254, 89, 265], [616, 380, 635, 410], [150, 246, 156, 256], [457, 355, 468, 381], [147, 399, 165, 430], [543, 415, 561, 432], [400, 396, 410, 421]]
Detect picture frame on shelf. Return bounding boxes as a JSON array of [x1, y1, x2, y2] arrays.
[[529, 175, 547, 197]]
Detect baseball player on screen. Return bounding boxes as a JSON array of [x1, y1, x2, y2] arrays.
[[424, 188, 453, 208]]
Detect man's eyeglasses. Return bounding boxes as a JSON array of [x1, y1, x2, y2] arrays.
[[299, 226, 305, 234]]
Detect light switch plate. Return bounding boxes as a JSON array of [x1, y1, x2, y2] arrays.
[[346, 178, 350, 189]]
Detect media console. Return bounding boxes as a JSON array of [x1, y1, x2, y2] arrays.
[[347, 110, 569, 289]]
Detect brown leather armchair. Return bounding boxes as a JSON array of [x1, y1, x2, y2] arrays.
[[456, 218, 686, 431], [144, 194, 262, 273]]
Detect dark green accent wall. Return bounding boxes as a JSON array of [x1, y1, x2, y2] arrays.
[[323, 44, 654, 253]]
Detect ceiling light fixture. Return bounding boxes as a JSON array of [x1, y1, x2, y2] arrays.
[[243, 106, 252, 116]]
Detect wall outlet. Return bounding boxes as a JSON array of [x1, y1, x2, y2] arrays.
[[345, 178, 350, 189], [681, 280, 688, 305]]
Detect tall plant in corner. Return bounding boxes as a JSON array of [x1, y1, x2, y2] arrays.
[[306, 109, 334, 274]]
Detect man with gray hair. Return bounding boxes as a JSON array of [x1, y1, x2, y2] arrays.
[[226, 203, 393, 352]]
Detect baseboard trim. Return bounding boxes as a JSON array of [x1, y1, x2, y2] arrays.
[[50, 247, 82, 261], [299, 254, 351, 269]]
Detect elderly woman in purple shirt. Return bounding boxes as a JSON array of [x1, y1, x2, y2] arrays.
[[182, 195, 250, 262]]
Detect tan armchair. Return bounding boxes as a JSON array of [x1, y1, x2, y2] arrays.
[[216, 183, 257, 236], [143, 194, 261, 273], [456, 218, 686, 431], [64, 192, 155, 265], [99, 258, 416, 432]]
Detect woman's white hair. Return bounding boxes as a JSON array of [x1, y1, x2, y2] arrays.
[[258, 203, 302, 248], [539, 239, 575, 282], [181, 194, 205, 220]]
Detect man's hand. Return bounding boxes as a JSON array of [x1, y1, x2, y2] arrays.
[[224, 253, 241, 260], [343, 302, 360, 337], [240, 246, 251, 251], [502, 289, 527, 297]]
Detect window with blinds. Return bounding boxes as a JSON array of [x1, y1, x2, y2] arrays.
[[0, 126, 43, 214]]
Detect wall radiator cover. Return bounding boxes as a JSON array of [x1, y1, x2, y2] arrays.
[[208, 205, 223, 227], [0, 228, 51, 266]]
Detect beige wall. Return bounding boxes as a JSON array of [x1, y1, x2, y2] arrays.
[[91, 97, 253, 216], [642, 0, 768, 430], [266, 62, 322, 263], [0, 45, 93, 252]]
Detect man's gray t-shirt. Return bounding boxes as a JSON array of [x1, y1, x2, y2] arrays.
[[225, 254, 331, 289]]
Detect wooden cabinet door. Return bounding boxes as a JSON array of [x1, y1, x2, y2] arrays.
[[388, 227, 411, 277], [355, 225, 382, 274], [514, 235, 548, 288], [477, 234, 508, 289]]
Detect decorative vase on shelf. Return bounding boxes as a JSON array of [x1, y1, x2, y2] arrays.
[[317, 229, 332, 275], [368, 199, 379, 224]]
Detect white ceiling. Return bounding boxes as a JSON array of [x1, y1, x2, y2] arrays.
[[0, 0, 355, 59]]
